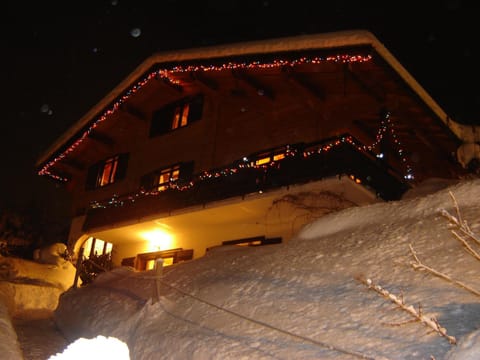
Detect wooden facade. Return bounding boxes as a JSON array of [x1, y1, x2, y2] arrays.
[[36, 31, 471, 266]]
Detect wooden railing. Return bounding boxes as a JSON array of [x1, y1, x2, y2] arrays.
[[83, 135, 409, 231]]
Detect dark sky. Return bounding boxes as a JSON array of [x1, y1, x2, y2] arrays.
[[3, 0, 479, 214]]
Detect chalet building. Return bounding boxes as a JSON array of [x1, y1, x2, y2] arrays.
[[36, 30, 478, 272]]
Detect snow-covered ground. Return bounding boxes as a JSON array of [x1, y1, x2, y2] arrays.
[[3, 177, 480, 359], [0, 244, 77, 359]]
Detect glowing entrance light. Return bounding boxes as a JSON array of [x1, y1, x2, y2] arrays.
[[140, 229, 174, 252]]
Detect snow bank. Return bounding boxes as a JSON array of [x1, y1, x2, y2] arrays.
[[0, 254, 77, 315], [0, 262, 23, 360], [0, 299, 23, 360], [53, 178, 480, 360], [0, 246, 78, 360], [49, 335, 129, 360]]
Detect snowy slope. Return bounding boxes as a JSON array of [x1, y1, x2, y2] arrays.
[[50, 178, 480, 359]]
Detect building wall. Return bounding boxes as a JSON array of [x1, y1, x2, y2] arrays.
[[70, 90, 374, 215], [73, 177, 379, 267]]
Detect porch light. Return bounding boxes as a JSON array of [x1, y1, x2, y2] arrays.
[[140, 229, 174, 252]]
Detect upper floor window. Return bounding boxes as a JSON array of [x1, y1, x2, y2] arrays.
[[99, 155, 119, 186], [150, 94, 204, 137], [141, 161, 194, 192], [252, 152, 286, 167], [85, 153, 129, 190], [156, 164, 180, 191], [250, 149, 287, 167]]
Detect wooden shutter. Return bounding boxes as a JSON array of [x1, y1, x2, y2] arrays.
[[115, 153, 129, 181], [150, 105, 174, 136], [85, 162, 100, 190], [187, 95, 204, 123], [179, 161, 195, 182], [140, 172, 156, 192]]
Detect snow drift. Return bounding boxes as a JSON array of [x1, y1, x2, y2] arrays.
[[53, 178, 480, 359]]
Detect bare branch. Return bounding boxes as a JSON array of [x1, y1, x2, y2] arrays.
[[409, 244, 480, 298], [450, 230, 480, 261], [357, 276, 456, 345], [448, 190, 464, 228], [441, 191, 480, 247]]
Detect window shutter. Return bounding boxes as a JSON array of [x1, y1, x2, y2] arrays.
[[150, 105, 174, 136], [115, 153, 129, 181], [140, 172, 155, 192], [85, 163, 100, 190], [187, 95, 204, 123], [179, 161, 195, 182]]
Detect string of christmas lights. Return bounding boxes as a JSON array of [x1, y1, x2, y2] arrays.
[[38, 53, 372, 181], [89, 125, 413, 210]]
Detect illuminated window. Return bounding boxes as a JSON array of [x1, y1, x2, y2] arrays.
[[86, 153, 129, 190], [140, 161, 194, 192], [254, 156, 271, 166], [83, 237, 113, 259], [252, 151, 286, 166], [150, 95, 203, 137], [155, 164, 180, 191], [172, 103, 190, 130], [99, 155, 119, 186], [134, 249, 193, 271], [80, 237, 114, 285], [145, 257, 174, 270]]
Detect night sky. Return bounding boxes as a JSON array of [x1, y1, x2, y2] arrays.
[[4, 0, 479, 215]]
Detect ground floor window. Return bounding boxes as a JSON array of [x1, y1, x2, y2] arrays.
[[221, 235, 282, 247], [79, 237, 114, 285], [122, 248, 193, 271]]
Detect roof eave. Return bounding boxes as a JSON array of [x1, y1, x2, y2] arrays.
[[36, 29, 473, 170]]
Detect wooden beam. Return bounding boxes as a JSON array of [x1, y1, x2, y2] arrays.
[[344, 63, 385, 103], [87, 130, 115, 147], [352, 119, 378, 147], [282, 66, 325, 101], [190, 71, 219, 92], [120, 103, 147, 121], [61, 158, 86, 172], [155, 75, 183, 93], [231, 69, 275, 101]]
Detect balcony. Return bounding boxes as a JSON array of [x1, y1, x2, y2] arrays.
[[82, 135, 409, 231]]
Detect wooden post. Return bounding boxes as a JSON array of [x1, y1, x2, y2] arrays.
[[153, 258, 164, 303], [73, 247, 84, 289]]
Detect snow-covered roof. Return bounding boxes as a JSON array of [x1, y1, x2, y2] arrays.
[[35, 29, 474, 169]]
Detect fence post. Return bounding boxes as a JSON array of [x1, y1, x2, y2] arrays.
[[152, 258, 164, 303]]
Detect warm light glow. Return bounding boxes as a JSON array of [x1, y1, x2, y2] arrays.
[[82, 237, 113, 258], [99, 156, 119, 186], [140, 229, 174, 251], [255, 157, 271, 166], [38, 53, 373, 182], [156, 165, 180, 191]]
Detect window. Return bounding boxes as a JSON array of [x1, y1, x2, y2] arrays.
[[141, 161, 194, 192], [150, 94, 204, 137], [134, 248, 194, 271], [251, 150, 286, 167], [155, 164, 180, 191], [79, 237, 114, 284], [83, 237, 113, 258], [85, 153, 129, 190], [172, 102, 190, 130], [99, 155, 119, 186], [220, 236, 282, 247]]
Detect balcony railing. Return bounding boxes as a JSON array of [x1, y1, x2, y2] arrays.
[[83, 134, 409, 231]]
